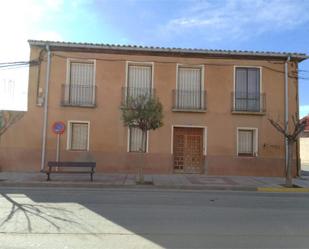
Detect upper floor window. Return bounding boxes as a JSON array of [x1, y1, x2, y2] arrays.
[[62, 60, 96, 107], [126, 63, 153, 98], [233, 67, 265, 113], [173, 65, 206, 111]]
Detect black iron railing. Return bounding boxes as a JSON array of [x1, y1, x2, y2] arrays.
[[61, 84, 96, 107], [121, 87, 155, 106], [232, 92, 266, 113], [172, 90, 207, 111]]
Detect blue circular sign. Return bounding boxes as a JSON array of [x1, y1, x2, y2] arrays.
[[52, 121, 65, 134]]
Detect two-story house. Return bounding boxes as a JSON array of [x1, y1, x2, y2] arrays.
[[0, 40, 307, 176]]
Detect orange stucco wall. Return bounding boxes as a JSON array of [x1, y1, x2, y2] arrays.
[[0, 45, 300, 176]]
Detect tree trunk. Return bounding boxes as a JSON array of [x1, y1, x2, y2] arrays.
[[137, 130, 146, 184], [286, 140, 294, 187]]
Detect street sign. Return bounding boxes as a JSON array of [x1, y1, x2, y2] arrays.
[[52, 121, 65, 134], [52, 121, 65, 162]]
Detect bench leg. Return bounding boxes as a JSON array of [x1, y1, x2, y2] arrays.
[[47, 173, 50, 181], [90, 173, 93, 182]]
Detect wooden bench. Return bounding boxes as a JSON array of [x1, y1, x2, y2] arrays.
[[46, 161, 96, 181]]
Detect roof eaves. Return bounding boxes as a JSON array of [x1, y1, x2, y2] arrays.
[[28, 40, 309, 61]]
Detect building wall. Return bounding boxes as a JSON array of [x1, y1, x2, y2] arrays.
[[0, 46, 300, 176], [300, 136, 309, 171]]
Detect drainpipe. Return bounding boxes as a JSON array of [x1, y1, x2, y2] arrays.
[[284, 56, 291, 173], [40, 44, 51, 171]]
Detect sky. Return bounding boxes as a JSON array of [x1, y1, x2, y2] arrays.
[[0, 0, 308, 117]]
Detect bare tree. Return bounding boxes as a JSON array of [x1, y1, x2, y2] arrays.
[[0, 110, 24, 137], [268, 115, 306, 187], [121, 94, 163, 183]]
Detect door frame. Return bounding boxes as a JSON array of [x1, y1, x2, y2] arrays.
[[171, 125, 207, 173], [171, 125, 207, 155]]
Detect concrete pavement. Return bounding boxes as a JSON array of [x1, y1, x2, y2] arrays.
[[1, 171, 309, 191]]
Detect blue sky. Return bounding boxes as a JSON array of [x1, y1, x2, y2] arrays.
[[0, 0, 308, 116]]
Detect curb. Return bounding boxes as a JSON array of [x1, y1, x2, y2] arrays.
[[257, 187, 309, 192], [0, 181, 257, 192]]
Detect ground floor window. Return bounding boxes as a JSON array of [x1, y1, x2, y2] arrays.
[[129, 127, 147, 152], [237, 128, 258, 156], [67, 121, 90, 151]]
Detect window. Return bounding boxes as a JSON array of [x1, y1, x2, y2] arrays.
[[237, 128, 258, 157], [129, 127, 147, 152], [235, 67, 261, 112], [63, 60, 95, 106], [127, 63, 152, 99], [68, 121, 89, 151], [174, 65, 205, 110]]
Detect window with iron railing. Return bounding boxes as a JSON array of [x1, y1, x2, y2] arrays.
[[172, 89, 207, 111], [62, 61, 96, 107], [121, 87, 155, 106], [62, 84, 96, 107], [232, 91, 265, 113], [233, 67, 265, 113], [122, 63, 154, 106], [173, 66, 206, 111]]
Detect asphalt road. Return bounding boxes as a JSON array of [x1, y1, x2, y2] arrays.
[[0, 187, 309, 249]]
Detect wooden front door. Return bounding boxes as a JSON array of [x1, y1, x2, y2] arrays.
[[173, 127, 204, 173]]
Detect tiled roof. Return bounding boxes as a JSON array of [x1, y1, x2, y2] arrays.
[[28, 40, 308, 61]]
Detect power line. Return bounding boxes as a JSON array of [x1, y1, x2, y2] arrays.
[[51, 53, 309, 81], [2, 54, 308, 81], [0, 60, 35, 65], [0, 60, 39, 70]]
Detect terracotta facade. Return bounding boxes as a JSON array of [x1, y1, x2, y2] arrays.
[[0, 41, 306, 176]]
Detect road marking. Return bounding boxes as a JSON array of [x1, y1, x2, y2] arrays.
[[258, 187, 309, 192]]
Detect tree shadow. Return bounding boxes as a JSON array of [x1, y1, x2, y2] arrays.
[[4, 188, 307, 248], [0, 193, 80, 232]]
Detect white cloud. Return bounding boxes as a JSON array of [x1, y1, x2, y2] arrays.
[[300, 105, 309, 118], [162, 0, 309, 42], [0, 0, 64, 62], [0, 0, 64, 110]]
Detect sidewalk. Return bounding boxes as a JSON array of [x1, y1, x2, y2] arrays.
[[1, 171, 309, 191]]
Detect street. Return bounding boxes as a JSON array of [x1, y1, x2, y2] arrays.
[[0, 187, 309, 249]]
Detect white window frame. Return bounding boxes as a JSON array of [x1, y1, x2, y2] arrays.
[[125, 61, 154, 89], [175, 64, 205, 109], [65, 59, 96, 105], [176, 64, 205, 91], [67, 120, 90, 151], [127, 128, 149, 153], [233, 66, 262, 111], [124, 61, 153, 154], [236, 127, 258, 157], [66, 58, 96, 86], [171, 125, 207, 156]]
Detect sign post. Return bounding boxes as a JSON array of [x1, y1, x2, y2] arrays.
[[56, 134, 60, 162], [52, 121, 65, 162]]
